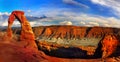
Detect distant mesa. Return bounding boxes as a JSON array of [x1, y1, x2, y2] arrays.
[[33, 25, 117, 39]]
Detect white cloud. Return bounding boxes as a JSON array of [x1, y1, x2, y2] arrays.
[[80, 21, 86, 25], [46, 10, 120, 27], [63, 0, 89, 8], [1, 20, 8, 26], [1, 20, 21, 27], [0, 12, 2, 15], [74, 13, 120, 27], [27, 10, 31, 13], [0, 9, 120, 28], [88, 22, 99, 26], [85, 25, 92, 27], [1, 20, 43, 27], [31, 9, 119, 27], [103, 24, 110, 27], [25, 10, 33, 17], [29, 21, 42, 26], [91, 0, 120, 17], [0, 12, 10, 16], [32, 10, 120, 27], [59, 21, 73, 25]]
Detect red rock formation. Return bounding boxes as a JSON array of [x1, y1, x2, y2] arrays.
[[87, 27, 113, 38], [71, 27, 86, 39], [0, 43, 71, 62], [43, 28, 53, 38], [0, 42, 119, 62], [33, 26, 87, 39], [0, 43, 46, 62], [33, 27, 44, 38], [55, 26, 86, 39], [54, 26, 69, 38], [33, 26, 117, 39], [101, 34, 119, 58], [7, 11, 37, 49], [32, 26, 120, 58]]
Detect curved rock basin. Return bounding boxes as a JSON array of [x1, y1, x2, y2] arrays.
[[32, 26, 120, 58]]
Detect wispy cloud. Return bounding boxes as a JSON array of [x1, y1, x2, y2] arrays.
[[28, 10, 120, 28], [63, 0, 89, 8], [27, 10, 31, 13], [91, 0, 120, 17], [88, 22, 99, 26], [25, 9, 120, 27], [0, 12, 11, 16], [0, 9, 120, 28], [72, 13, 120, 27], [1, 19, 8, 26]]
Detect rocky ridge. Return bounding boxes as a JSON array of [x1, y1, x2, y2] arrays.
[[33, 26, 119, 39]]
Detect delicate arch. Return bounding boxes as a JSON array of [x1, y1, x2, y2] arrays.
[[7, 11, 37, 48]]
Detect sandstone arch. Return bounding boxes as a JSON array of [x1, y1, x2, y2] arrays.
[[7, 11, 37, 49]]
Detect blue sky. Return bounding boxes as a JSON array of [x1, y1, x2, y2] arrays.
[[0, 0, 116, 17], [0, 0, 120, 27]]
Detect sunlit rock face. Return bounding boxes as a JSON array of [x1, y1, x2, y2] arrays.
[[87, 27, 113, 38], [6, 11, 37, 49], [102, 34, 119, 58]]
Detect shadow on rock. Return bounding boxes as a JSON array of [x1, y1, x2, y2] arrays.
[[41, 47, 87, 58]]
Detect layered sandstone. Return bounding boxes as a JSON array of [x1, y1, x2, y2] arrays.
[[33, 25, 87, 39], [33, 26, 118, 39], [87, 27, 114, 38]]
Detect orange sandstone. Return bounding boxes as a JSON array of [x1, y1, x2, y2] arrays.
[[101, 34, 119, 58], [7, 11, 37, 49]]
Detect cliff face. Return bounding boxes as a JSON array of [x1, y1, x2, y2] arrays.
[[87, 27, 114, 38], [33, 26, 118, 39], [102, 34, 119, 58]]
